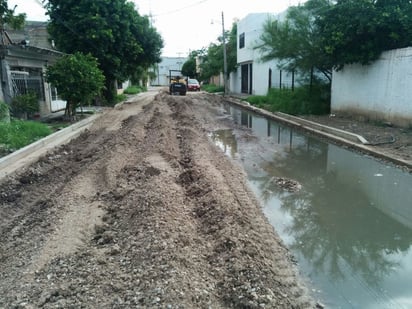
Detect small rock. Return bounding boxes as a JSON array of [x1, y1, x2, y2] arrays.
[[110, 244, 121, 255]]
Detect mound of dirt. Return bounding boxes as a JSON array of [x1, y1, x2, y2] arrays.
[[0, 91, 315, 308]]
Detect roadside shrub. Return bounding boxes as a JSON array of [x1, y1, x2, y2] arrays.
[[244, 95, 268, 108], [10, 93, 39, 119], [201, 84, 224, 93], [0, 101, 10, 123], [246, 84, 330, 115], [0, 120, 52, 154], [116, 93, 127, 103], [123, 85, 146, 95]]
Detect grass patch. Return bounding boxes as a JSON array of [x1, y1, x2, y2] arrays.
[[201, 84, 224, 93], [0, 120, 52, 155], [123, 85, 146, 95], [46, 121, 71, 131], [246, 84, 331, 115], [116, 93, 127, 103]]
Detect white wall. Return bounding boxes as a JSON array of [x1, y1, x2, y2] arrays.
[[236, 13, 273, 96], [151, 57, 187, 86], [332, 47, 412, 127], [235, 12, 294, 96], [237, 13, 272, 64]]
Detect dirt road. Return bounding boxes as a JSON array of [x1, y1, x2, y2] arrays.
[[0, 91, 314, 308]]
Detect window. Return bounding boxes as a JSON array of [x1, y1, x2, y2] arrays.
[[239, 32, 245, 49], [51, 86, 58, 100]]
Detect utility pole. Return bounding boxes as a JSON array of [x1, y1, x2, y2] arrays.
[[221, 11, 228, 96]]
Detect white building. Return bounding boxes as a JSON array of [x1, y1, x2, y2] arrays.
[[150, 57, 187, 86], [230, 12, 294, 96], [331, 47, 412, 127]]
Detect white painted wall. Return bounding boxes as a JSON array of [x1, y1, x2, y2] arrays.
[[229, 69, 240, 95], [237, 13, 272, 65], [332, 47, 412, 127], [150, 57, 187, 86], [236, 13, 274, 96], [235, 12, 296, 96]]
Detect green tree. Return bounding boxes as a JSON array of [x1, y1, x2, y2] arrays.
[[0, 0, 25, 31], [257, 0, 332, 82], [181, 50, 200, 79], [317, 0, 412, 69], [46, 52, 105, 119], [182, 49, 209, 79], [199, 43, 221, 82], [199, 22, 237, 82], [44, 0, 163, 104]]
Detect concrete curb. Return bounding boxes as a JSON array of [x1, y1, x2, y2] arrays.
[[224, 96, 412, 170], [274, 111, 370, 144], [0, 113, 101, 179]]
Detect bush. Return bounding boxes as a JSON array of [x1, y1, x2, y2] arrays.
[[123, 85, 146, 95], [246, 84, 330, 115], [11, 92, 39, 119], [116, 93, 127, 103], [201, 84, 224, 93], [0, 101, 10, 123], [0, 120, 52, 154]]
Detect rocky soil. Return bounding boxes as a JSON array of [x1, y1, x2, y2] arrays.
[[0, 91, 315, 308]]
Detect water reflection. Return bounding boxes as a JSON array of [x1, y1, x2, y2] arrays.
[[209, 130, 238, 159], [212, 105, 412, 308]]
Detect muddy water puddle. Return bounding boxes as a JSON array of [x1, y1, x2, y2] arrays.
[[210, 105, 412, 309]]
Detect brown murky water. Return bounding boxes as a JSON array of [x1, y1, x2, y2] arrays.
[[210, 104, 412, 309]]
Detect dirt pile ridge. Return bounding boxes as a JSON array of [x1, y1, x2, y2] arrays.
[[0, 91, 314, 308]]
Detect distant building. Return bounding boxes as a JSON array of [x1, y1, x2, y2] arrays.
[[150, 57, 187, 86]]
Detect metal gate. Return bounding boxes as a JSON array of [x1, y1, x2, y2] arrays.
[[10, 70, 45, 101]]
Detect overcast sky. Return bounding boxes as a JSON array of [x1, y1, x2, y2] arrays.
[[9, 0, 302, 57]]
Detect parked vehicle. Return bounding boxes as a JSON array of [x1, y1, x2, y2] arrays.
[[169, 70, 187, 95], [187, 79, 200, 91], [169, 80, 186, 95]]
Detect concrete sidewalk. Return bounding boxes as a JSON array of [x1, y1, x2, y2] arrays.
[[0, 113, 101, 180]]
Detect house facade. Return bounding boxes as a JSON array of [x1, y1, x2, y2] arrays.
[[150, 57, 188, 86], [0, 21, 65, 117], [230, 12, 293, 96]]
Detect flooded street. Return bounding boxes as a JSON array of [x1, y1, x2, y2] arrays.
[[211, 104, 412, 308]]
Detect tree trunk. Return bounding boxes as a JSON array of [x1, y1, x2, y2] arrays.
[[104, 79, 117, 105], [64, 101, 77, 121]]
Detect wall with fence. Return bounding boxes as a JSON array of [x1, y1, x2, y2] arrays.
[[269, 69, 296, 90], [331, 47, 412, 127]]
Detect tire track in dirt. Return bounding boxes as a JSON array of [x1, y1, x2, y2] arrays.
[[0, 91, 315, 308], [0, 94, 156, 307], [166, 93, 314, 308]]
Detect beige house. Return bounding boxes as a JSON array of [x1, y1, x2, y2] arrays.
[[0, 21, 66, 117]]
